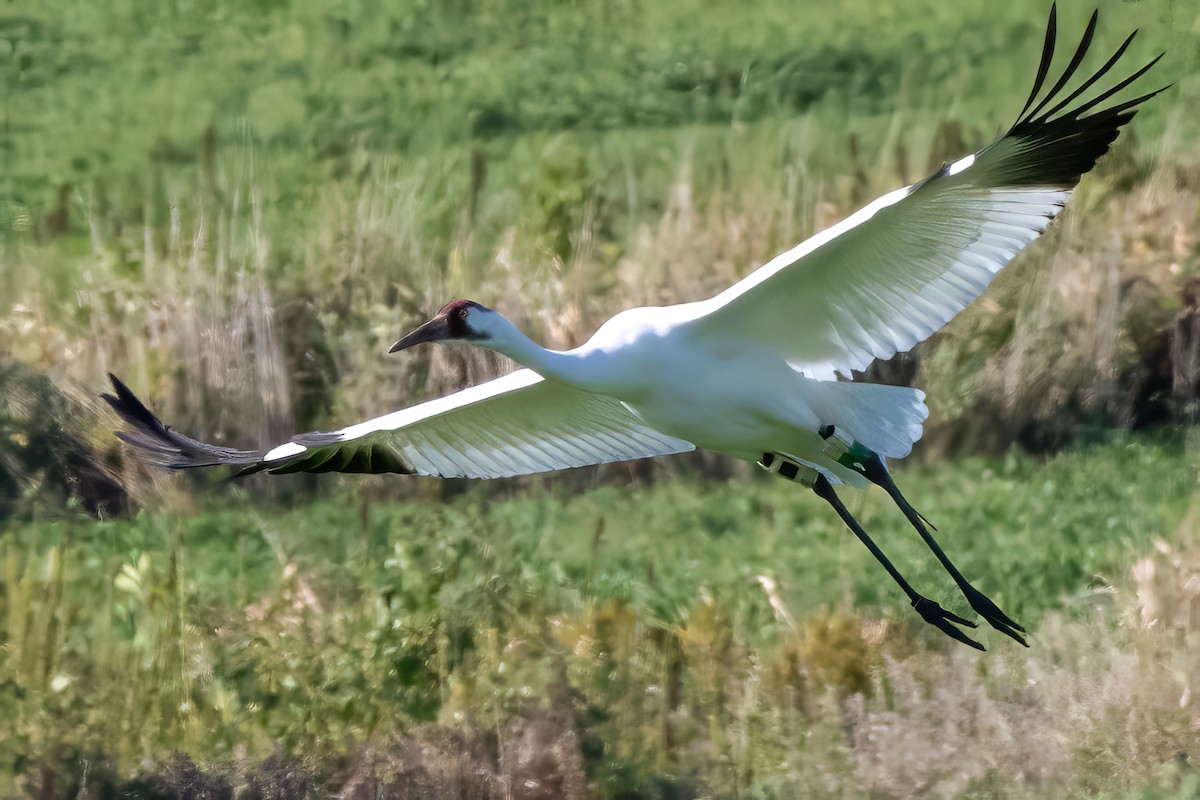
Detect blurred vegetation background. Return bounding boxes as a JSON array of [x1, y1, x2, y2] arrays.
[[2, 0, 1200, 797]]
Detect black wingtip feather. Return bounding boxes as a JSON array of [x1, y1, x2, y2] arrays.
[[1032, 27, 1139, 124], [1064, 51, 1165, 122], [1100, 81, 1174, 119], [103, 374, 265, 471], [1016, 2, 1059, 121], [104, 375, 417, 478], [995, 10, 1168, 190], [1024, 8, 1097, 123]]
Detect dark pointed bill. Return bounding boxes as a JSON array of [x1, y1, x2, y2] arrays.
[[389, 315, 451, 353]]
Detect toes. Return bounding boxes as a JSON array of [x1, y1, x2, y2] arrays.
[[932, 617, 986, 651], [988, 619, 1030, 648], [973, 595, 1026, 633], [961, 584, 1029, 639], [940, 608, 978, 628], [995, 612, 1027, 634], [911, 597, 986, 650], [988, 605, 1026, 633]]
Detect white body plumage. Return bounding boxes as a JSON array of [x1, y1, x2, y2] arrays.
[[106, 5, 1167, 650]]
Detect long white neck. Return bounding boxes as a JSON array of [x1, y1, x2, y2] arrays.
[[475, 313, 599, 389]]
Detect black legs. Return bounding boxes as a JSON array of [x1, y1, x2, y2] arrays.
[[765, 431, 1029, 650], [810, 474, 985, 651], [852, 452, 1028, 647], [803, 424, 1028, 649]]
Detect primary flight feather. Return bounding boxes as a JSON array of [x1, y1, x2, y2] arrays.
[[106, 5, 1167, 650]]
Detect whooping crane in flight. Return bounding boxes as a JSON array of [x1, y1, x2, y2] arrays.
[[105, 6, 1168, 651]]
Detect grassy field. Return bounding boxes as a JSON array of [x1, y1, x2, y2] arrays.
[[7, 434, 1200, 796], [4, 0, 1200, 796], [3, 0, 1198, 459], [4, 435, 1200, 797]]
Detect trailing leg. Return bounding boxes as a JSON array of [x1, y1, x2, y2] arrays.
[[760, 454, 984, 651], [819, 427, 1028, 647], [810, 473, 984, 651]]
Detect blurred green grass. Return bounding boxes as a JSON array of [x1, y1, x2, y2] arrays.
[[4, 0, 1200, 796], [6, 0, 1193, 273], [3, 435, 1199, 796], [5, 0, 1198, 466]]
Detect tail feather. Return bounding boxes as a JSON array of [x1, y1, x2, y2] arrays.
[[802, 378, 928, 460]]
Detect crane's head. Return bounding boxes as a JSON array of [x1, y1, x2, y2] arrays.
[[389, 299, 495, 353]]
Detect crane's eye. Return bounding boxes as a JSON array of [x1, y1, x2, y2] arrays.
[[457, 308, 469, 320]]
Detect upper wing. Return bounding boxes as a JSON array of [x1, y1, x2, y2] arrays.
[[104, 370, 694, 479], [692, 6, 1168, 380]]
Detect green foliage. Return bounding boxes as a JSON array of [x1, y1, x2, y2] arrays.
[[3, 0, 1197, 471], [5, 0, 1190, 234], [1, 435, 1197, 795], [4, 0, 1200, 795]]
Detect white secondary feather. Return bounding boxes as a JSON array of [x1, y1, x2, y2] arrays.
[[263, 369, 694, 479], [693, 138, 1071, 380]]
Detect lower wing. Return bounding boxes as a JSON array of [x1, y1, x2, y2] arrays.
[[104, 370, 694, 479]]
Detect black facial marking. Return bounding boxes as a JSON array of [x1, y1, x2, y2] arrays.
[[438, 299, 487, 340]]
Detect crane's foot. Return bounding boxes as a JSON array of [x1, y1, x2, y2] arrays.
[[957, 582, 1028, 647], [819, 425, 1030, 648], [912, 596, 985, 651]]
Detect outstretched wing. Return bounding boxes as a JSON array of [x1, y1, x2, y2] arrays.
[[104, 371, 694, 479], [692, 5, 1168, 380]]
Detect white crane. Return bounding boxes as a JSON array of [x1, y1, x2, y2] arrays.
[[105, 6, 1166, 650]]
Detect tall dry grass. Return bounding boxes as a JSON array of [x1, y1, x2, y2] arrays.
[[2, 100, 1198, 508]]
